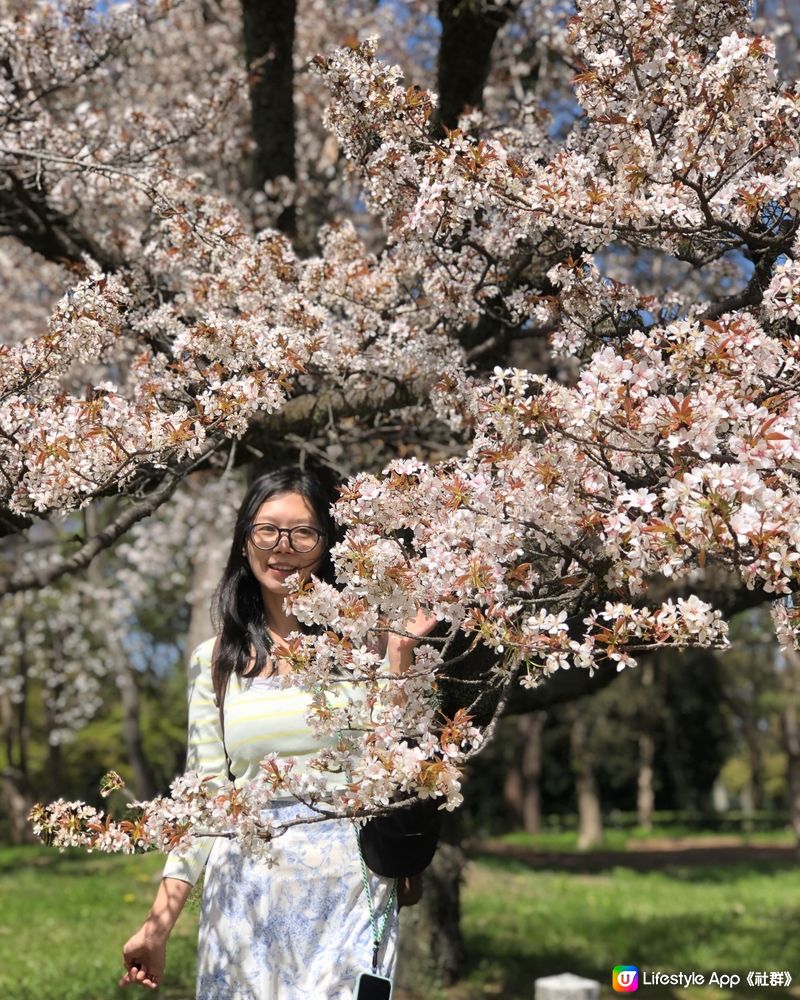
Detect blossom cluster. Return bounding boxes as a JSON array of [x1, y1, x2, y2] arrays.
[[1, 2, 464, 519]]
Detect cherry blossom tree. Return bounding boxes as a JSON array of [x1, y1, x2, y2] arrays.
[[3, 0, 800, 925]]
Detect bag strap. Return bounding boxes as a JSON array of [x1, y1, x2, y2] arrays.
[[354, 827, 397, 973], [211, 636, 234, 783]]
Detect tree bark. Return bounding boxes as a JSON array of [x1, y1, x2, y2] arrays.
[[436, 0, 518, 130], [185, 473, 239, 659], [743, 716, 765, 812], [82, 505, 158, 800], [504, 712, 545, 832], [782, 698, 800, 852], [0, 769, 34, 844], [241, 0, 296, 234], [42, 673, 63, 801], [503, 737, 523, 826], [637, 659, 656, 829], [0, 179, 123, 271], [115, 660, 157, 800], [395, 841, 465, 993], [637, 728, 655, 830], [0, 613, 35, 842], [521, 711, 545, 833], [662, 694, 691, 813], [570, 706, 603, 849], [0, 692, 34, 844]]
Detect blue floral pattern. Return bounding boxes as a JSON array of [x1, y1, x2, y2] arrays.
[[196, 801, 398, 999]]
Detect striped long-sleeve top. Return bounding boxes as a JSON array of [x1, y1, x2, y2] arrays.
[[162, 637, 357, 885]]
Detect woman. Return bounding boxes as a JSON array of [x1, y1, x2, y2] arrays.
[[120, 465, 431, 998]]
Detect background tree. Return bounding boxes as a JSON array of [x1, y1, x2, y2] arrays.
[[503, 711, 546, 833]]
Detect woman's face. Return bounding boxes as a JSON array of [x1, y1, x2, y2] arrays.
[[244, 490, 327, 596]]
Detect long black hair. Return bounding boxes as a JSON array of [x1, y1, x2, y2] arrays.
[[210, 465, 340, 706]]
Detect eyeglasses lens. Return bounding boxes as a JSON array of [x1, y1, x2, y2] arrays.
[[250, 526, 320, 552]]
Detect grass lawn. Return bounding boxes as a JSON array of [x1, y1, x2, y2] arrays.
[[452, 835, 800, 1000], [0, 846, 199, 1000], [2, 836, 800, 999]]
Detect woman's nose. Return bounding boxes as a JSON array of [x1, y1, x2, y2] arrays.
[[275, 532, 292, 551]]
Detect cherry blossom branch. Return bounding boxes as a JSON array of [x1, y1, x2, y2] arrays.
[[0, 146, 236, 252], [0, 440, 223, 596]]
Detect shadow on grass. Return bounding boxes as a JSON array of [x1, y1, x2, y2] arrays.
[[0, 843, 149, 877], [470, 843, 799, 881]]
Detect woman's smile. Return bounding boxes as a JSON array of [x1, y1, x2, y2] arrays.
[[267, 562, 299, 578]]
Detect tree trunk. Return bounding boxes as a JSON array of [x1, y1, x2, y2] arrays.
[[241, 0, 296, 234], [44, 740, 62, 801], [185, 475, 236, 659], [116, 659, 157, 800], [503, 739, 523, 826], [662, 698, 691, 812], [637, 659, 656, 830], [0, 768, 34, 843], [637, 728, 655, 830], [0, 691, 34, 844], [40, 635, 64, 802], [743, 716, 765, 812], [395, 842, 465, 994], [782, 699, 800, 851], [521, 711, 545, 833], [503, 712, 545, 831], [570, 707, 603, 850], [84, 505, 158, 800], [436, 0, 518, 130]]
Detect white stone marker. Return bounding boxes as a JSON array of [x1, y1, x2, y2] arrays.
[[534, 972, 601, 999]]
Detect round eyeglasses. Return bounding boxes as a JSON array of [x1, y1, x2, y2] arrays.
[[246, 523, 325, 553]]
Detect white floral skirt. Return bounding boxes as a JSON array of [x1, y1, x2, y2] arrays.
[[196, 801, 398, 1000]]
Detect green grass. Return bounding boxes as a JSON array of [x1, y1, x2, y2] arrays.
[[492, 825, 797, 852], [3, 841, 800, 1000], [0, 847, 199, 1000], [457, 851, 800, 999]]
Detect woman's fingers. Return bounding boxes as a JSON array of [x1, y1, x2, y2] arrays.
[[407, 608, 438, 639], [121, 930, 166, 991], [119, 960, 159, 990]]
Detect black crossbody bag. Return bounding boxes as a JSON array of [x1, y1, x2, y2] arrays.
[[358, 795, 440, 879]]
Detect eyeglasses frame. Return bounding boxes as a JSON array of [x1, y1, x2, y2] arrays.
[[245, 522, 326, 553]]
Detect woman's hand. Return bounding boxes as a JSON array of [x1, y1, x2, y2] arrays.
[[119, 876, 191, 991], [119, 923, 166, 990], [387, 608, 438, 674]]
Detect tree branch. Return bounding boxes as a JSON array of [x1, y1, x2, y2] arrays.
[[0, 176, 122, 271], [240, 382, 420, 455], [700, 245, 785, 322], [0, 441, 223, 596]]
